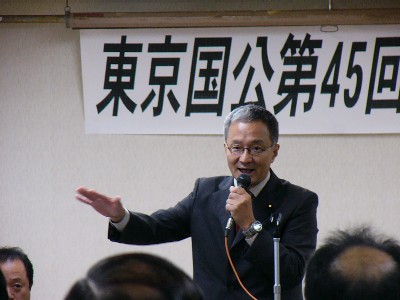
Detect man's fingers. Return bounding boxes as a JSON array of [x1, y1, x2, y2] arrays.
[[76, 187, 121, 204], [76, 186, 90, 194], [77, 188, 100, 199], [75, 193, 92, 205], [76, 187, 107, 201]]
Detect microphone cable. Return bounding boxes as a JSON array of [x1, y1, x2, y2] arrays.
[[224, 235, 258, 300], [224, 173, 257, 299]]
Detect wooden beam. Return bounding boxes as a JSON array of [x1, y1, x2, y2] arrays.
[[69, 9, 400, 28], [1, 9, 399, 28], [0, 15, 65, 24]]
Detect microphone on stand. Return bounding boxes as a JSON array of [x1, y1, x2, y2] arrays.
[[225, 173, 251, 236], [273, 213, 282, 300]]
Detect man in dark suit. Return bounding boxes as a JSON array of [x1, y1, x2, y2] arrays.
[[76, 104, 318, 299]]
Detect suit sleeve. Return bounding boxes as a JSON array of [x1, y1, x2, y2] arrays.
[[108, 179, 200, 245]]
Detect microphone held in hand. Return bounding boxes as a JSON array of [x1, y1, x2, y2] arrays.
[[225, 174, 252, 236], [237, 173, 251, 190]]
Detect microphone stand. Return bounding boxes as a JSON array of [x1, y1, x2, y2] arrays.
[[272, 214, 282, 300]]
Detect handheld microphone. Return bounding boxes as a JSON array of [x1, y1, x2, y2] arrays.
[[237, 173, 251, 190], [225, 174, 251, 236]]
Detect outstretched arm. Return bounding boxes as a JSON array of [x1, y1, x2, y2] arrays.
[[75, 186, 126, 223]]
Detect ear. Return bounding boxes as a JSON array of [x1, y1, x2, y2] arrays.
[[272, 144, 280, 161], [224, 143, 229, 155]]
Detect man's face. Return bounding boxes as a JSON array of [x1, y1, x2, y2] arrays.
[[224, 121, 279, 187], [0, 259, 31, 300]]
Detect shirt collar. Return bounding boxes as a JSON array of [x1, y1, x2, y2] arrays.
[[233, 171, 270, 197]]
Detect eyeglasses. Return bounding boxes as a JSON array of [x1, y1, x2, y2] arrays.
[[226, 144, 274, 157]]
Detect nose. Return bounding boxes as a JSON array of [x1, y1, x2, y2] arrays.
[[239, 148, 253, 163]]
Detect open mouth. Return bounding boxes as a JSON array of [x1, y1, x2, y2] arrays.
[[238, 168, 254, 175]]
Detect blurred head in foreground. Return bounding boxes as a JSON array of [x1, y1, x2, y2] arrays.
[[65, 252, 203, 300]]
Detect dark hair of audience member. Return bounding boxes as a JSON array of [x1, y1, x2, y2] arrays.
[[65, 252, 204, 300], [305, 226, 400, 300], [0, 247, 34, 290], [0, 270, 8, 300]]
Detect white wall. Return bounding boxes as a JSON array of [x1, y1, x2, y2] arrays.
[[0, 23, 399, 299]]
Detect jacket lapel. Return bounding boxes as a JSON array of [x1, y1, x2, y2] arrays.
[[253, 169, 283, 222]]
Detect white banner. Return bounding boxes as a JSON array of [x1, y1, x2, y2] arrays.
[[80, 25, 400, 134]]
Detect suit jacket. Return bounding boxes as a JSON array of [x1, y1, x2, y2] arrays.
[[108, 169, 318, 300]]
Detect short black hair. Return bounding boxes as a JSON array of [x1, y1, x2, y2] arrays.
[[65, 252, 204, 300], [0, 269, 8, 300], [305, 226, 400, 300], [0, 246, 34, 290]]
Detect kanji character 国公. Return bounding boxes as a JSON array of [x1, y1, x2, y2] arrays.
[[185, 37, 231, 116], [231, 36, 274, 111]]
